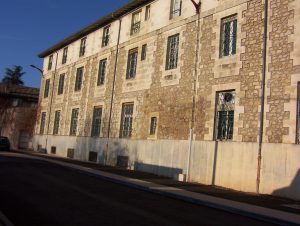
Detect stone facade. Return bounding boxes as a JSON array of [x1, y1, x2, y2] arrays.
[[34, 0, 300, 200]]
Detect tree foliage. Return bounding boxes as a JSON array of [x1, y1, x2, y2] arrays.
[[2, 65, 25, 86]]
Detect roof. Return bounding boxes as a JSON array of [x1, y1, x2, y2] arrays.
[[38, 0, 153, 58], [0, 84, 39, 101]]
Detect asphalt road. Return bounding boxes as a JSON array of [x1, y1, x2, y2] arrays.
[[0, 154, 275, 226]]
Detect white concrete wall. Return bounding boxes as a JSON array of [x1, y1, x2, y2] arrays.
[[33, 135, 300, 200]]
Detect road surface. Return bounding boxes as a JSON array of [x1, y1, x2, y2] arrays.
[[0, 153, 275, 226]]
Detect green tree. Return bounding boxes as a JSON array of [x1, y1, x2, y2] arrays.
[[2, 65, 25, 86]]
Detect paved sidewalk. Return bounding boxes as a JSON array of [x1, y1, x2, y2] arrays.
[[8, 151, 300, 225]]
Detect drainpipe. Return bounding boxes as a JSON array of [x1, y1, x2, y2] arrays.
[[105, 18, 122, 165], [186, 0, 201, 182], [257, 0, 269, 194], [45, 51, 59, 152]]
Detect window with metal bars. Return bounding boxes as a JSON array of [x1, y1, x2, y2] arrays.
[[53, 110, 61, 135], [62, 47, 68, 64], [215, 91, 235, 141], [57, 73, 65, 95], [220, 15, 237, 58], [149, 117, 157, 135], [44, 79, 50, 98], [120, 103, 134, 138], [102, 26, 110, 47], [170, 0, 181, 19], [126, 48, 138, 79], [70, 108, 79, 136], [48, 55, 53, 70], [79, 37, 86, 57], [166, 34, 179, 70], [97, 59, 107, 85], [141, 44, 147, 61], [91, 107, 102, 137], [131, 11, 141, 35], [40, 112, 46, 135], [297, 82, 300, 144], [74, 67, 84, 91]]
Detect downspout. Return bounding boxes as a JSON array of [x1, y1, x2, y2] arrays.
[[186, 0, 201, 182], [257, 0, 269, 194], [45, 51, 59, 151], [105, 18, 122, 165]]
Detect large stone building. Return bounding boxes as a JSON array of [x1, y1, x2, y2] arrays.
[[34, 0, 300, 200]]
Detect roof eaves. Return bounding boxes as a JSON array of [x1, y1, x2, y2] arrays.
[[38, 0, 153, 58]]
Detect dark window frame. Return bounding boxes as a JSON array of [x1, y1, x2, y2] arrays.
[[102, 26, 110, 47], [70, 108, 79, 136], [141, 44, 147, 61], [131, 11, 141, 35], [149, 117, 157, 135], [62, 47, 68, 64], [120, 103, 134, 138], [53, 110, 61, 135], [57, 73, 65, 95], [170, 0, 182, 19], [91, 107, 103, 137], [74, 67, 84, 92], [40, 112, 46, 135], [145, 5, 151, 21], [166, 34, 180, 70], [220, 14, 238, 58], [97, 59, 107, 86], [79, 37, 87, 57], [44, 79, 50, 98], [214, 90, 236, 141], [48, 55, 53, 70], [126, 48, 138, 79]]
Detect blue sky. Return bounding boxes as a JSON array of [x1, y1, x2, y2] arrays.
[[0, 0, 129, 88]]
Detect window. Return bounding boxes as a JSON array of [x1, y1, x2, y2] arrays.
[[75, 67, 84, 91], [91, 107, 102, 137], [145, 5, 151, 21], [297, 82, 300, 144], [62, 47, 68, 64], [89, 151, 98, 162], [53, 110, 61, 135], [102, 26, 110, 47], [215, 91, 235, 141], [48, 55, 53, 70], [170, 0, 182, 19], [79, 37, 87, 57], [126, 48, 138, 79], [67, 148, 75, 159], [97, 59, 107, 85], [220, 15, 237, 57], [120, 103, 134, 138], [70, 108, 79, 136], [166, 34, 179, 70], [149, 117, 157, 135], [40, 112, 46, 135], [131, 11, 141, 35], [141, 44, 147, 61], [57, 73, 65, 95], [44, 79, 50, 98]]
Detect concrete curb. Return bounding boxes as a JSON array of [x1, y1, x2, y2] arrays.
[[3, 152, 300, 226]]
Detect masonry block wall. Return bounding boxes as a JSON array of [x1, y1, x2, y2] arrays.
[[34, 0, 300, 199]]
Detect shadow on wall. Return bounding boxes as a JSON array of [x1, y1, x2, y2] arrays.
[[134, 162, 183, 179], [272, 170, 300, 200]]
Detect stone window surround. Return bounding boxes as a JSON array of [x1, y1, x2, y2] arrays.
[[91, 106, 103, 137], [119, 102, 135, 138], [90, 102, 106, 138], [69, 107, 80, 136], [160, 28, 184, 87], [209, 4, 246, 79], [116, 98, 137, 139], [204, 82, 244, 142], [52, 109, 62, 136], [148, 112, 159, 140], [72, 62, 87, 101], [94, 53, 111, 96]]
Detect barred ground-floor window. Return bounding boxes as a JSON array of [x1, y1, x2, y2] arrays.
[[120, 103, 134, 138], [215, 90, 236, 141], [91, 107, 102, 137], [70, 108, 79, 136], [40, 112, 46, 135]]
